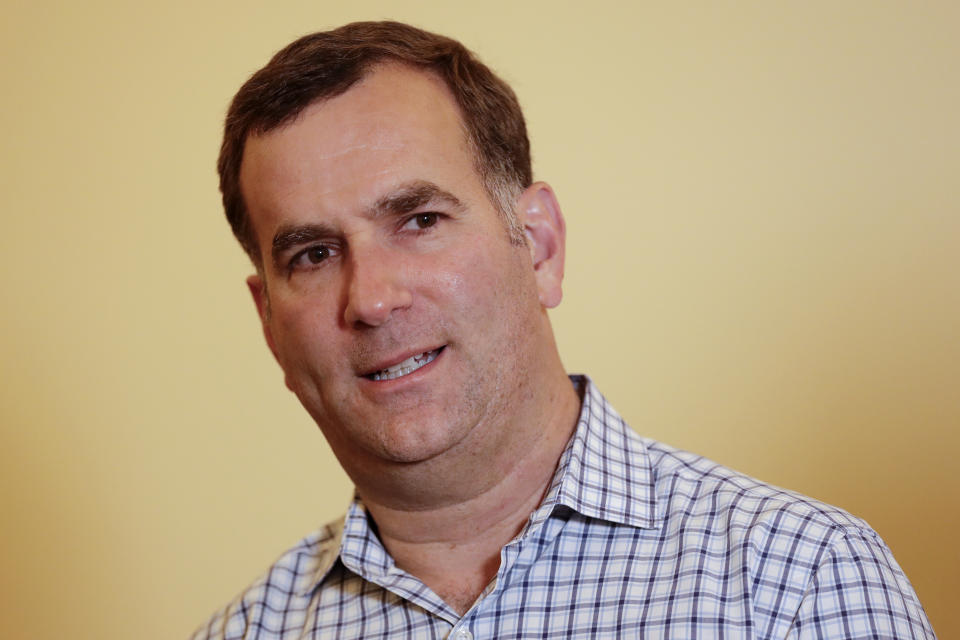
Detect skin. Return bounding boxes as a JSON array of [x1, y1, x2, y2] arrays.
[[239, 63, 581, 614]]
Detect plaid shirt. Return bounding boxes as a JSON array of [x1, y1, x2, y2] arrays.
[[193, 376, 934, 639]]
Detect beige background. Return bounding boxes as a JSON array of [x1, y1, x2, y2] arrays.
[[1, 1, 957, 638]]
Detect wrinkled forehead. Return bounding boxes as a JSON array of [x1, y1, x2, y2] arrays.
[[237, 64, 484, 240]]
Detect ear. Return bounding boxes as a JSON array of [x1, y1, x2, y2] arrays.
[[246, 274, 281, 364], [517, 182, 566, 308]]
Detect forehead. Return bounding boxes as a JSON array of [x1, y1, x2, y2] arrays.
[[238, 64, 478, 230]]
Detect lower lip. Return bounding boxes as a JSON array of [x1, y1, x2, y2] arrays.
[[363, 347, 445, 388]]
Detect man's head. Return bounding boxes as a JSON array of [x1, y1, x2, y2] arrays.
[[225, 23, 570, 495], [219, 21, 531, 267]]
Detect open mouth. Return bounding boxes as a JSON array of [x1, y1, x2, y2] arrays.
[[365, 347, 444, 381]]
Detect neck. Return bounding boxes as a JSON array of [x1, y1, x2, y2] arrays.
[[357, 366, 581, 614]]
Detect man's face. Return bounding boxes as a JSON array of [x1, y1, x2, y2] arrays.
[[239, 65, 555, 475]]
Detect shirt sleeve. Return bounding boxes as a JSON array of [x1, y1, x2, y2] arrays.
[[788, 528, 936, 639]]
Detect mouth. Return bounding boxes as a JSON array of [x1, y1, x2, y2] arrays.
[[364, 347, 444, 382]]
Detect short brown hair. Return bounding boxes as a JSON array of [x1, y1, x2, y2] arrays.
[[218, 21, 531, 264]]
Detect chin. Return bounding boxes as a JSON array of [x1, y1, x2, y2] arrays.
[[313, 401, 467, 467], [367, 417, 468, 465]]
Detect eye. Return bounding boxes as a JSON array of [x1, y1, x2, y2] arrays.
[[305, 245, 330, 263], [403, 213, 438, 231], [289, 244, 333, 271]]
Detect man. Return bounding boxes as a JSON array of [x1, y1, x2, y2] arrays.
[[195, 21, 934, 639]]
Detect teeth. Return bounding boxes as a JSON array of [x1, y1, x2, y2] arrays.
[[371, 349, 440, 381]]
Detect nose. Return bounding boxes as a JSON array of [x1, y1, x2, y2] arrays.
[[343, 244, 413, 328]]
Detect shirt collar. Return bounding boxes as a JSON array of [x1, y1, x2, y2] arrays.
[[304, 374, 660, 593], [544, 375, 660, 529]]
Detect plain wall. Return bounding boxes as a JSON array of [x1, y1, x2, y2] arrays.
[[1, 1, 956, 637]]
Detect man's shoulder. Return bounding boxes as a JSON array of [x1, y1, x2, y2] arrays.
[[190, 519, 343, 640], [638, 435, 880, 548], [574, 376, 876, 543], [572, 382, 933, 637], [614, 437, 934, 638]]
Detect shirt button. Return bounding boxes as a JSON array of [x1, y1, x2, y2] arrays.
[[453, 628, 473, 640]]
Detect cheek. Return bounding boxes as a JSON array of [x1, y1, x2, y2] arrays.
[[428, 247, 493, 306], [432, 245, 537, 327], [269, 292, 340, 366]]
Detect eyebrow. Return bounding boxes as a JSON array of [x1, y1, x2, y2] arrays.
[[270, 181, 465, 270], [366, 180, 465, 219]]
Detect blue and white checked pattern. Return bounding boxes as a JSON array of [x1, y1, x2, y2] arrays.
[[193, 376, 935, 639]]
